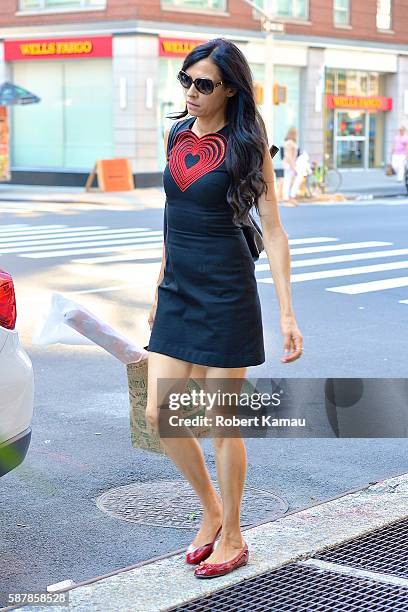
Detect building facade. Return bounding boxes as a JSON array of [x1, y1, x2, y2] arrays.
[[1, 0, 408, 184]]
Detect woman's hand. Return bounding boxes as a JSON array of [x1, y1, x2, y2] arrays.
[[148, 300, 157, 331], [280, 314, 303, 363]]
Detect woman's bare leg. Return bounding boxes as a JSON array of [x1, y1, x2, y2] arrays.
[[200, 366, 247, 564], [145, 352, 222, 547]]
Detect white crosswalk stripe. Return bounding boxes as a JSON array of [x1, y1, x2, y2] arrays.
[[0, 231, 163, 253], [0, 224, 69, 234], [0, 227, 149, 244], [22, 240, 165, 258], [0, 223, 28, 229], [0, 224, 164, 258], [0, 202, 127, 213], [72, 249, 164, 264], [1, 223, 407, 302], [327, 277, 408, 294], [73, 237, 343, 265], [255, 248, 408, 271], [256, 238, 407, 303], [0, 226, 118, 239], [258, 260, 408, 283]]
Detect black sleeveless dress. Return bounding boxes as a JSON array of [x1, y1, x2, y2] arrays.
[[148, 115, 265, 367]]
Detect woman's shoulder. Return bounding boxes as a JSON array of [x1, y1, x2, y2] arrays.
[[165, 117, 193, 159], [172, 116, 192, 131], [166, 116, 190, 134], [167, 116, 192, 142]]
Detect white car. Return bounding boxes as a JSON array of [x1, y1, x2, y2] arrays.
[[0, 268, 34, 477]]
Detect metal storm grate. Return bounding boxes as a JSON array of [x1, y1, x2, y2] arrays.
[[96, 480, 287, 528], [170, 563, 408, 611], [314, 516, 408, 578]]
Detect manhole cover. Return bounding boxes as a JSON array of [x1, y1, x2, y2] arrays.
[[96, 480, 288, 528]]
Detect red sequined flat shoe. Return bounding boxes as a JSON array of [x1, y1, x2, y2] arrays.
[[185, 525, 222, 565], [193, 542, 249, 578]]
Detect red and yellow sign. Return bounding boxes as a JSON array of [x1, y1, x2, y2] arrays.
[[4, 36, 112, 61], [326, 94, 392, 111], [158, 37, 206, 57]]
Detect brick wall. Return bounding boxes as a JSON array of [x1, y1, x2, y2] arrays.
[[1, 1, 408, 47]]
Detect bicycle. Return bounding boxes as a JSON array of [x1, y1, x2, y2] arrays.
[[306, 154, 342, 197]]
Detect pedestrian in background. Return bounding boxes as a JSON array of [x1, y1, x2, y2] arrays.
[[290, 150, 312, 203], [391, 125, 408, 182], [282, 126, 299, 206]]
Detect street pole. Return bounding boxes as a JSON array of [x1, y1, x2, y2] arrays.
[[240, 0, 285, 147], [263, 25, 275, 147]]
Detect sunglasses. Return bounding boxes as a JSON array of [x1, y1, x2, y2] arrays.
[[177, 70, 224, 95]]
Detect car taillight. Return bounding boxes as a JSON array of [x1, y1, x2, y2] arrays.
[[0, 270, 17, 330]]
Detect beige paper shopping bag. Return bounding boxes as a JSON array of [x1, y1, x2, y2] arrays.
[[126, 357, 211, 455]]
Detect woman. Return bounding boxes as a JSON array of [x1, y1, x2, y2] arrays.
[[147, 38, 303, 579], [391, 125, 408, 182], [282, 127, 299, 206]]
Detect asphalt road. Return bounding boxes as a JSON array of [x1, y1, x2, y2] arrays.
[[0, 194, 407, 606]]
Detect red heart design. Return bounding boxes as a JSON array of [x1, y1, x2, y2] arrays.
[[169, 130, 227, 192]]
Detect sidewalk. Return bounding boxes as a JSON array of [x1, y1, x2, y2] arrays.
[[339, 168, 407, 198], [0, 185, 165, 209], [10, 471, 408, 611], [0, 168, 406, 209]]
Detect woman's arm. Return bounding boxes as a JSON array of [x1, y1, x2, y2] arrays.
[[154, 242, 166, 302], [257, 142, 303, 362], [153, 126, 171, 302]]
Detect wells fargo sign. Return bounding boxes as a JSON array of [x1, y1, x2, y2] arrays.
[[326, 94, 392, 111], [4, 36, 112, 61], [158, 37, 206, 57]]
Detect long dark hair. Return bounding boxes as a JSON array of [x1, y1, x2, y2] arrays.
[[167, 38, 269, 226]]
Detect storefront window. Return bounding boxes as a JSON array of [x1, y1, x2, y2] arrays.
[[247, 63, 300, 168], [324, 68, 386, 169], [325, 70, 335, 95], [19, 0, 105, 10], [157, 57, 189, 168], [11, 59, 113, 169], [157, 60, 300, 171], [368, 73, 380, 95], [249, 64, 300, 168], [336, 70, 346, 95], [160, 0, 226, 11], [331, 69, 380, 97], [272, 66, 300, 168]]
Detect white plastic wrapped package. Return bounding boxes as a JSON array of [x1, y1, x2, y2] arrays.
[[32, 292, 148, 365]]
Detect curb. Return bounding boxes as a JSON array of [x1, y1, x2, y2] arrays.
[[10, 470, 408, 612], [0, 190, 406, 208], [0, 187, 165, 208], [0, 193, 355, 208]]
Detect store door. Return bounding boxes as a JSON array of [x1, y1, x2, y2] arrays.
[[334, 110, 369, 169]]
